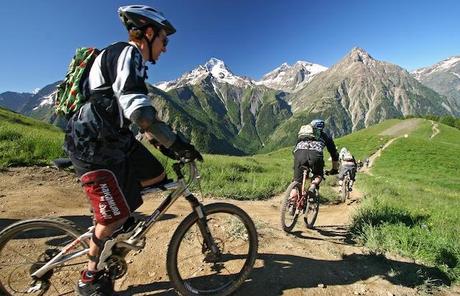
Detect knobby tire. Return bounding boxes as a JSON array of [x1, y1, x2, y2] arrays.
[[0, 218, 88, 296], [280, 181, 301, 233], [166, 203, 258, 296]]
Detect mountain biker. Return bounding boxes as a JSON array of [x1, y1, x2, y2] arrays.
[[338, 147, 357, 191], [63, 5, 202, 296], [291, 119, 339, 199]]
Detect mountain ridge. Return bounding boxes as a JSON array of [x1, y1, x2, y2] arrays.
[[1, 47, 459, 155]]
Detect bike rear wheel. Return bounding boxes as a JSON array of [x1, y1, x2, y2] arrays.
[[340, 175, 350, 203], [304, 189, 320, 229], [167, 203, 258, 296], [280, 181, 301, 232], [0, 218, 88, 296]]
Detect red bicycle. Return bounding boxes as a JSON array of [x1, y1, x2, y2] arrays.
[[280, 166, 320, 232]]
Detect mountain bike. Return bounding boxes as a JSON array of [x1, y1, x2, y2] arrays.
[[0, 159, 258, 296], [339, 171, 351, 203], [280, 166, 320, 232]]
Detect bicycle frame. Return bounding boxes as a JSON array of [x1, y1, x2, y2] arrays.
[[293, 168, 310, 214], [31, 160, 210, 280]]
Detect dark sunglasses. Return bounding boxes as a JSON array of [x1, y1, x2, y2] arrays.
[[162, 36, 169, 47]]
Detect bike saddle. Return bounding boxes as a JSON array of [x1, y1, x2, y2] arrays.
[[52, 158, 73, 169]]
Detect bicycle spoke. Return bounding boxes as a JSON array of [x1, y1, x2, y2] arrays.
[[0, 219, 88, 296], [174, 211, 251, 292]]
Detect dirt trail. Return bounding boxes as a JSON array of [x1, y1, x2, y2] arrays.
[[360, 119, 424, 173], [0, 166, 457, 296], [430, 121, 440, 139]]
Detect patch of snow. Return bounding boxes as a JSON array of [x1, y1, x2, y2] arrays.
[[32, 92, 56, 110], [154, 58, 253, 91], [155, 81, 171, 91], [256, 60, 327, 92], [451, 72, 460, 79], [413, 56, 460, 80], [437, 57, 460, 71]]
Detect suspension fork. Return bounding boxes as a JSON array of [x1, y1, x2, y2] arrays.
[[185, 194, 220, 255]]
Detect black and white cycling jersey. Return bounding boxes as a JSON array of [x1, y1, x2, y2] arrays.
[[293, 131, 339, 161], [64, 42, 155, 165], [89, 41, 151, 124]]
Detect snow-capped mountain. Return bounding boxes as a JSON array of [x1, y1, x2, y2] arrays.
[[20, 81, 61, 121], [267, 47, 457, 146], [412, 56, 460, 108], [412, 56, 460, 80], [256, 61, 327, 93], [155, 58, 254, 91]]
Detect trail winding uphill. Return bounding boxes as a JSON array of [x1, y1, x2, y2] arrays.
[[431, 121, 441, 139], [360, 119, 423, 173], [0, 164, 457, 295]]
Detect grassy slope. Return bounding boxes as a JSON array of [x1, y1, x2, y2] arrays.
[[148, 120, 398, 200], [3, 107, 458, 280], [0, 105, 396, 200], [351, 120, 460, 281], [0, 107, 64, 168]]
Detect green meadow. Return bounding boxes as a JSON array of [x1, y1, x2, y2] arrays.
[[1, 107, 459, 281], [350, 121, 460, 281], [0, 107, 64, 168]]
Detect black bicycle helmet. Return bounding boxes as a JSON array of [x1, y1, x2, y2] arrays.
[[118, 5, 176, 35], [310, 119, 325, 131]]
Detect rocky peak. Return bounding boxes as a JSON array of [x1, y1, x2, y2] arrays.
[[412, 56, 460, 80], [342, 47, 376, 66], [256, 60, 327, 93], [155, 57, 253, 91]]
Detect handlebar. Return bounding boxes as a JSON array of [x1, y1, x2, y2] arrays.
[[172, 159, 201, 188]]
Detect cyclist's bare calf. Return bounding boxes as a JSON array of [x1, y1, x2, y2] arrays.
[[88, 219, 127, 271], [87, 171, 166, 272]]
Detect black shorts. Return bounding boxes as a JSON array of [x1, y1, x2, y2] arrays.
[[293, 150, 324, 183], [71, 141, 165, 213], [339, 164, 356, 181]]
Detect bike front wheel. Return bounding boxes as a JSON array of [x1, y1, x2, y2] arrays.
[[167, 203, 258, 296], [280, 181, 301, 233], [0, 218, 88, 296], [304, 190, 320, 229]]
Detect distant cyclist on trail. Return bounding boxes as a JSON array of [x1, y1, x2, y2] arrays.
[[338, 147, 357, 191], [291, 119, 339, 198], [63, 5, 201, 296]]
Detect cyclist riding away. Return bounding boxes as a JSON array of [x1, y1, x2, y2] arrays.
[[291, 119, 339, 199], [63, 5, 202, 296], [338, 147, 357, 191]]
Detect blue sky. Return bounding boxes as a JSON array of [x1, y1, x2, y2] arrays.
[[1, 0, 460, 93]]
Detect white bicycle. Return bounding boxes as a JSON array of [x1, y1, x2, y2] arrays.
[[0, 159, 258, 296]]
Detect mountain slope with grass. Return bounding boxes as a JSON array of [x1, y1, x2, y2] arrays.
[[1, 117, 459, 294], [0, 107, 64, 168], [1, 113, 459, 293], [262, 48, 458, 151], [349, 120, 460, 282]]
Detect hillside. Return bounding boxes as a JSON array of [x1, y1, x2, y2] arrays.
[[350, 120, 460, 283], [0, 118, 459, 295], [3, 48, 459, 156], [262, 48, 458, 151], [413, 56, 460, 110], [0, 107, 64, 168]]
